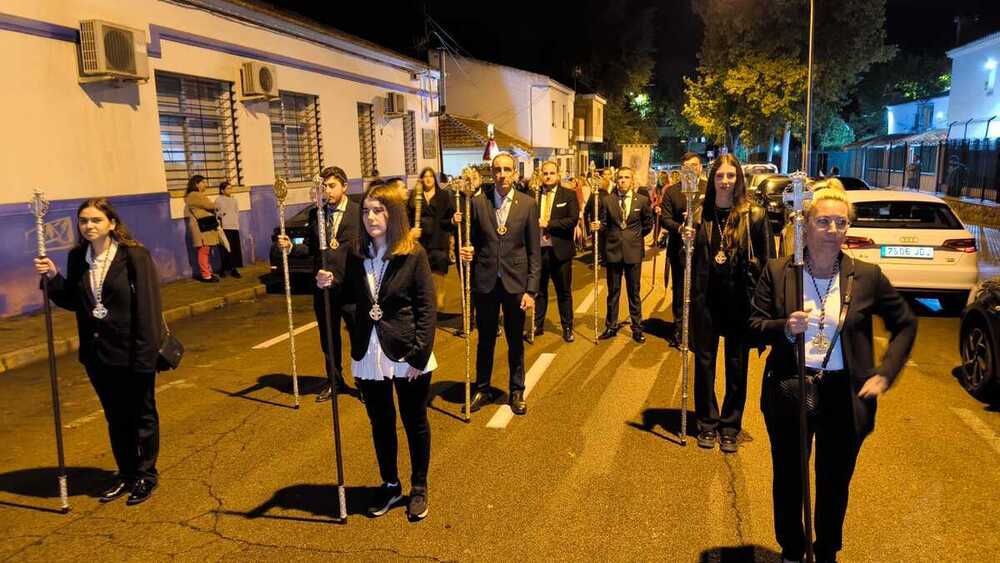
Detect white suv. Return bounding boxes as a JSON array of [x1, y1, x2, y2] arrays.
[[842, 190, 978, 309]]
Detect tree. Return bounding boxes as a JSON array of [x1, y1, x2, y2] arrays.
[[819, 116, 855, 149], [847, 53, 951, 140]]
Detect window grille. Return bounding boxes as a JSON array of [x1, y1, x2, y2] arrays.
[[357, 102, 377, 177], [155, 72, 242, 191], [270, 92, 323, 182], [403, 111, 417, 175]]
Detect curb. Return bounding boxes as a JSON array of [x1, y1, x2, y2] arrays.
[[0, 284, 267, 375]]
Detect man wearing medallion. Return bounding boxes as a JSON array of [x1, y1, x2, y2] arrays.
[[592, 166, 654, 343], [459, 153, 541, 415], [529, 160, 579, 343]]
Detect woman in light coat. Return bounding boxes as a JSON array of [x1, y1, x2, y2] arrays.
[[184, 174, 220, 282]]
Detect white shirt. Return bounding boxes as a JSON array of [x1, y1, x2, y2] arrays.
[[350, 245, 438, 381], [85, 240, 119, 303], [802, 270, 844, 370], [215, 194, 240, 230]]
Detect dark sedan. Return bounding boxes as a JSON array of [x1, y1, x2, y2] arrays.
[[756, 175, 800, 234], [959, 278, 1000, 401], [831, 176, 872, 190], [268, 205, 319, 280]]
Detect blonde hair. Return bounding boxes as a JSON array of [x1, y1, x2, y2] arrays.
[[806, 187, 855, 222]]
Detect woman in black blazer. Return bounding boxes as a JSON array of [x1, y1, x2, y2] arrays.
[[687, 154, 774, 452], [35, 198, 164, 506], [749, 188, 917, 563], [318, 183, 437, 521]]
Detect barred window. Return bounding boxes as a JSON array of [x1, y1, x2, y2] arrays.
[[357, 102, 377, 177], [403, 111, 417, 175], [271, 92, 323, 182], [155, 72, 241, 191]]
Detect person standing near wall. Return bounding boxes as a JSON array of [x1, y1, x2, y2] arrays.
[[215, 181, 243, 278], [184, 175, 221, 283], [408, 168, 458, 314], [34, 199, 164, 506]]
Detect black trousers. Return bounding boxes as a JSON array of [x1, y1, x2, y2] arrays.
[[356, 373, 432, 488], [693, 311, 749, 436], [313, 289, 355, 382], [668, 251, 684, 323], [474, 283, 526, 392], [84, 363, 159, 483], [764, 374, 863, 562], [534, 247, 573, 331], [220, 229, 243, 271], [605, 262, 642, 331]]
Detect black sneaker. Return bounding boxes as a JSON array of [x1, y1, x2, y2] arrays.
[[368, 482, 403, 517], [126, 478, 158, 506], [720, 434, 739, 453], [697, 429, 718, 449], [407, 487, 428, 521]]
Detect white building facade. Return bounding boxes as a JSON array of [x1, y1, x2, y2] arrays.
[[0, 0, 440, 317], [946, 31, 1000, 139]]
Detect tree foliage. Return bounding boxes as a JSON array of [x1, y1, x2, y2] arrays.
[[846, 53, 951, 140]]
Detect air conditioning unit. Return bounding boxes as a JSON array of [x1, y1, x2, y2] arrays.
[[241, 62, 278, 99], [78, 20, 149, 82], [384, 92, 406, 118]]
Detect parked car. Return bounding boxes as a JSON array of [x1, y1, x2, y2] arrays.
[[841, 190, 979, 310], [755, 174, 802, 234], [743, 163, 778, 178], [830, 176, 871, 191], [959, 277, 1000, 401], [267, 194, 366, 281]]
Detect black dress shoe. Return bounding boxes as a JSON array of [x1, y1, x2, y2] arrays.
[[598, 328, 617, 340], [509, 390, 527, 415], [562, 328, 575, 343], [697, 429, 718, 449], [126, 479, 158, 506], [230, 269, 242, 278], [720, 434, 739, 453], [464, 390, 493, 414], [99, 479, 132, 503], [632, 332, 646, 344], [316, 386, 333, 402]]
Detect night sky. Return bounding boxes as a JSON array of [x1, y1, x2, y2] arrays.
[[270, 0, 1000, 99]]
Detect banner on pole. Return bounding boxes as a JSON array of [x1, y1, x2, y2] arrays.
[[621, 144, 653, 187]]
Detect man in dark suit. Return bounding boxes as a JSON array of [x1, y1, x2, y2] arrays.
[[529, 160, 580, 342], [593, 166, 653, 343], [659, 152, 705, 344], [278, 166, 361, 403], [459, 153, 541, 415]]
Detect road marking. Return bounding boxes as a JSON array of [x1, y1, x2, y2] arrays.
[[950, 407, 1000, 456], [252, 322, 319, 350], [486, 353, 556, 429], [575, 285, 602, 314], [65, 379, 188, 429]]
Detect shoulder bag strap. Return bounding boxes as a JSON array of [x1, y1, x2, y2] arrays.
[[820, 259, 855, 369]]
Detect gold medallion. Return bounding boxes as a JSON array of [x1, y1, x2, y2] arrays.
[[330, 238, 339, 250], [714, 250, 727, 265], [811, 332, 830, 353], [497, 225, 508, 236]]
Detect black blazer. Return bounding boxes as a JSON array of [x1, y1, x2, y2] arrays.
[[749, 254, 918, 438], [599, 189, 654, 265], [306, 199, 362, 282], [658, 179, 706, 257], [467, 184, 541, 295], [408, 187, 456, 253], [538, 185, 580, 262], [48, 245, 163, 372], [338, 245, 436, 370]]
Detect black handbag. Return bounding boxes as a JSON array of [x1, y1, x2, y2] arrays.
[[770, 266, 855, 417], [157, 318, 184, 371], [196, 215, 219, 232]]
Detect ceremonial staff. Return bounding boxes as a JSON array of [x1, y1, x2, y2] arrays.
[[785, 172, 815, 563], [272, 177, 300, 408], [413, 177, 424, 234], [313, 176, 347, 522], [677, 166, 699, 446], [587, 176, 602, 342], [30, 189, 70, 513], [452, 177, 472, 421], [526, 169, 542, 344]]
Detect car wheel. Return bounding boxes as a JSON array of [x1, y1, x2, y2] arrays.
[[960, 314, 999, 400]]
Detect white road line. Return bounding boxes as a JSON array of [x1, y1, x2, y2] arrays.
[[575, 285, 602, 314], [950, 407, 1000, 456], [486, 353, 557, 429], [251, 321, 319, 350], [65, 379, 188, 429]]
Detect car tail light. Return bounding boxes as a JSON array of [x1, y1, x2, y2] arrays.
[[942, 238, 976, 253], [842, 236, 875, 250]]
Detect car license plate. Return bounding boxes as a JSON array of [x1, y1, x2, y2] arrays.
[[880, 246, 934, 259], [292, 236, 305, 245]]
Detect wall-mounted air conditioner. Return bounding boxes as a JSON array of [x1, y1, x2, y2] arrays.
[[78, 20, 149, 83], [241, 62, 278, 99], [384, 92, 406, 118]]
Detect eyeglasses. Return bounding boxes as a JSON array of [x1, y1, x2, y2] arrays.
[[812, 216, 850, 230]]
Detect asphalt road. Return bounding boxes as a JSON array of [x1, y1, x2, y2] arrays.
[[1, 250, 998, 562]]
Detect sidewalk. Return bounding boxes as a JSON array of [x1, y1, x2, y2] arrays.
[[0, 263, 273, 374]]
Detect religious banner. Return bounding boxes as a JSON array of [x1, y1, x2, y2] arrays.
[[621, 144, 653, 187]]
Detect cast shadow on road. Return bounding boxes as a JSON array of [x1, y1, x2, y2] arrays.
[[211, 373, 329, 409], [698, 545, 782, 562], [641, 318, 680, 346], [627, 408, 699, 446], [219, 484, 384, 524], [426, 381, 508, 423], [0, 466, 116, 514]]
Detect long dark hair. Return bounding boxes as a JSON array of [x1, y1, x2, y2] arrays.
[[75, 198, 140, 249], [416, 167, 439, 192], [186, 175, 206, 195], [702, 154, 751, 253], [361, 183, 417, 259]]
